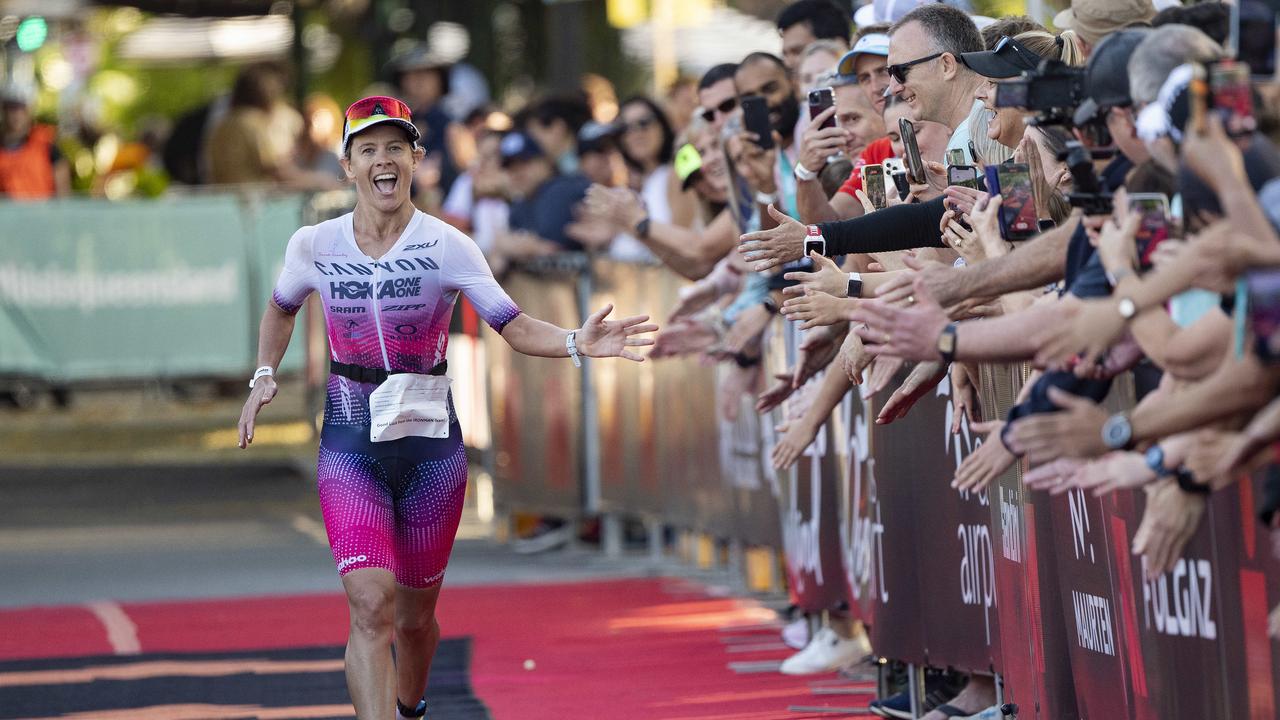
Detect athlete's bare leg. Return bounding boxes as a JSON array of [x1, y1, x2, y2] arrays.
[[394, 583, 444, 710], [342, 568, 397, 719]]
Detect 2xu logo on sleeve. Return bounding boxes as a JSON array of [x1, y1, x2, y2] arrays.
[[330, 276, 423, 301]]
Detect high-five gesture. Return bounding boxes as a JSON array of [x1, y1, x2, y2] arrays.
[[739, 204, 807, 273], [576, 304, 658, 362]]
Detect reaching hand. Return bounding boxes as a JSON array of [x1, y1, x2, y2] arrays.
[[782, 288, 852, 329], [1006, 387, 1109, 464], [877, 360, 946, 424], [850, 292, 949, 362], [739, 205, 807, 273], [649, 318, 718, 359], [577, 303, 658, 362], [784, 251, 848, 298], [773, 416, 819, 470], [951, 363, 982, 434], [864, 355, 905, 398], [1133, 479, 1206, 580], [238, 376, 279, 449], [839, 331, 872, 385], [757, 372, 798, 413], [722, 303, 772, 356], [1032, 296, 1128, 370], [791, 325, 845, 388], [952, 420, 1015, 492], [719, 362, 762, 422]]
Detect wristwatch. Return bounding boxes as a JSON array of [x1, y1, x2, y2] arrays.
[[794, 162, 819, 182], [634, 216, 651, 240], [1102, 412, 1134, 450], [937, 323, 958, 364], [1144, 444, 1171, 476], [847, 272, 863, 298], [1117, 296, 1138, 320]]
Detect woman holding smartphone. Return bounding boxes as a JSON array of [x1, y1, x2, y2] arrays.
[[237, 96, 656, 720]]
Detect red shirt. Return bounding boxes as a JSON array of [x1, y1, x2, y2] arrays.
[[837, 137, 894, 199]]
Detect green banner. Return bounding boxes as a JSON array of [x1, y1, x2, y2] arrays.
[[0, 194, 306, 382]]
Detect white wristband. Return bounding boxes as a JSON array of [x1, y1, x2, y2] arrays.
[[566, 330, 582, 368], [249, 365, 274, 389], [755, 190, 779, 206], [794, 162, 819, 182]]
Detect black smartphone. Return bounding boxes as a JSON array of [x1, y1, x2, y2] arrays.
[[899, 117, 926, 185], [1209, 59, 1257, 136], [808, 87, 836, 130], [995, 163, 1038, 241], [1246, 268, 1280, 363], [1129, 193, 1171, 271], [862, 164, 886, 210], [741, 96, 775, 150], [947, 164, 980, 191]]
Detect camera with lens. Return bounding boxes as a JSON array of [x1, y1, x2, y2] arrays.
[[995, 59, 1087, 126], [1059, 140, 1113, 216]]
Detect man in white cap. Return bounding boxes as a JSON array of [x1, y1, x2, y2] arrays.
[[0, 83, 69, 200], [1054, 0, 1156, 57]]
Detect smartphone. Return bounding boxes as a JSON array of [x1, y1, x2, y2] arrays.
[[741, 96, 775, 150], [1246, 268, 1280, 363], [808, 87, 836, 130], [994, 163, 1038, 241], [899, 118, 926, 185], [1209, 59, 1257, 136], [862, 164, 886, 209], [1129, 193, 1171, 271], [946, 148, 967, 166], [947, 164, 981, 191]]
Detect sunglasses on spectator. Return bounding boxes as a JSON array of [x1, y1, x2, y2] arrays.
[[700, 97, 737, 123], [624, 116, 658, 133], [886, 52, 944, 85]]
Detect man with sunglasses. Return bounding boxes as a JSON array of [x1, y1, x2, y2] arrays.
[[237, 96, 656, 720], [885, 4, 986, 165], [697, 64, 740, 136]]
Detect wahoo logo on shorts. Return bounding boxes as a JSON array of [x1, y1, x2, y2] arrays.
[[337, 554, 369, 572]]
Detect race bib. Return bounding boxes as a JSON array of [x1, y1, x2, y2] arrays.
[[368, 373, 451, 442]]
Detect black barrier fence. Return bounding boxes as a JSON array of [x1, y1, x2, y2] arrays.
[[486, 258, 1280, 719]]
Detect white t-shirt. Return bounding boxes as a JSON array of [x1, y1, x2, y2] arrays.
[[946, 99, 987, 164]]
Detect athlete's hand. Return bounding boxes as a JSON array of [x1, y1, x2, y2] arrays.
[[238, 376, 278, 449], [578, 303, 658, 362]]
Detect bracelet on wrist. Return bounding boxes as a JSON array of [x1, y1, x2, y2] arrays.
[[794, 162, 820, 182], [755, 190, 779, 206]]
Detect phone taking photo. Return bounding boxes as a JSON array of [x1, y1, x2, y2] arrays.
[[1209, 59, 1257, 135], [993, 163, 1037, 241], [862, 164, 887, 209], [808, 87, 836, 130], [1128, 193, 1171, 271], [899, 118, 927, 185], [947, 164, 981, 191], [1246, 268, 1280, 364], [741, 96, 775, 150]]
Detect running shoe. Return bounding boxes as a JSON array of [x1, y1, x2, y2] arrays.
[[512, 522, 573, 554], [868, 681, 954, 719], [778, 627, 867, 675], [396, 699, 426, 719]]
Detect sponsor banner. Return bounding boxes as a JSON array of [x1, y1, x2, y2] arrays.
[[981, 364, 1079, 719], [0, 195, 306, 381]]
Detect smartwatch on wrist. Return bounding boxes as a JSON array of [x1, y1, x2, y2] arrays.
[[804, 225, 826, 257], [1102, 412, 1135, 450], [794, 162, 819, 182], [1144, 444, 1171, 476], [937, 323, 958, 364], [847, 272, 863, 298]]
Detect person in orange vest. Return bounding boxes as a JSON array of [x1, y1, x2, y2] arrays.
[[0, 84, 70, 200]]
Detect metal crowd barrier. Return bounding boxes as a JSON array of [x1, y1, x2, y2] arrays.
[[489, 257, 1280, 719]]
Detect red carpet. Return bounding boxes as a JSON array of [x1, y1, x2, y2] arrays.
[[0, 578, 875, 719]]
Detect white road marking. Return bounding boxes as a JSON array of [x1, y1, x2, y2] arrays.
[[86, 601, 141, 655]]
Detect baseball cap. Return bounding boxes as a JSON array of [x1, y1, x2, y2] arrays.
[[1054, 0, 1155, 47], [342, 96, 420, 154], [837, 33, 890, 77], [577, 121, 619, 156], [500, 130, 544, 167], [1071, 28, 1151, 126], [674, 143, 704, 190], [960, 36, 1043, 79]]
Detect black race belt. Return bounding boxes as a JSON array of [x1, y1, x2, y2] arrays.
[[330, 359, 447, 385]]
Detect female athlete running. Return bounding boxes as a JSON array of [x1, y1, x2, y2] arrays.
[[236, 96, 656, 719]]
